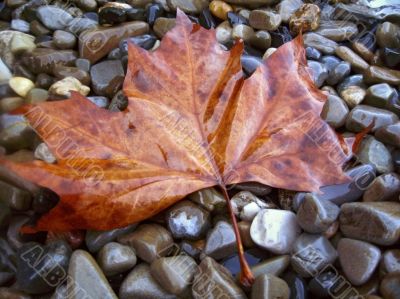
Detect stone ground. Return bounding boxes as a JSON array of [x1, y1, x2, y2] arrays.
[[0, 0, 400, 298]]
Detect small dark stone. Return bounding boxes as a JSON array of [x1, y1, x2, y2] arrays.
[[119, 34, 157, 55], [108, 47, 122, 60], [16, 241, 71, 294], [126, 7, 146, 21], [83, 12, 99, 22], [99, 6, 127, 25], [383, 47, 400, 68], [32, 188, 59, 214], [221, 248, 268, 278], [0, 2, 12, 21], [199, 8, 216, 29], [90, 60, 125, 98], [241, 54, 263, 76], [227, 11, 247, 26], [146, 3, 163, 26], [109, 90, 128, 111], [35, 73, 56, 89], [75, 58, 91, 72], [282, 272, 308, 299], [270, 26, 292, 48]]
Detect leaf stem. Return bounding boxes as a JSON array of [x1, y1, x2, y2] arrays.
[[219, 185, 255, 287]]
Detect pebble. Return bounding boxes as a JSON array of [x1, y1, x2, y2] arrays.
[[315, 20, 358, 42], [357, 136, 394, 173], [98, 4, 129, 26], [297, 194, 340, 233], [10, 19, 29, 33], [364, 66, 400, 85], [90, 60, 124, 98], [232, 24, 254, 42], [364, 83, 396, 109], [249, 30, 271, 51], [241, 54, 263, 76], [380, 272, 400, 299], [321, 95, 349, 128], [376, 22, 400, 49], [227, 12, 247, 26], [376, 122, 400, 148], [340, 86, 366, 108], [0, 58, 11, 83], [308, 60, 327, 88], [67, 16, 98, 35], [199, 8, 217, 29], [238, 221, 255, 248], [291, 233, 337, 277], [21, 48, 78, 75], [189, 188, 226, 212], [0, 96, 23, 113], [97, 242, 137, 277], [167, 0, 209, 14], [335, 46, 370, 72], [8, 76, 34, 97], [48, 77, 90, 98], [53, 30, 76, 50], [289, 3, 320, 34], [53, 65, 90, 86], [67, 250, 117, 299], [346, 105, 399, 133], [221, 248, 268, 277], [326, 61, 351, 86], [303, 32, 338, 54], [277, 0, 303, 23], [79, 21, 149, 64], [36, 5, 73, 30], [203, 220, 237, 260], [231, 191, 273, 221], [166, 200, 211, 240], [0, 288, 31, 298], [340, 202, 400, 246], [380, 249, 400, 275], [10, 33, 35, 54], [87, 96, 109, 108], [117, 223, 173, 263], [363, 173, 400, 202], [338, 238, 381, 286], [25, 88, 48, 104], [250, 209, 300, 254], [85, 223, 137, 253], [215, 20, 232, 44], [251, 274, 290, 299], [16, 241, 71, 294], [209, 0, 232, 20], [249, 9, 282, 31], [306, 47, 321, 60], [192, 257, 246, 299], [235, 182, 272, 197], [251, 255, 290, 279], [34, 142, 56, 163], [282, 272, 308, 299], [150, 255, 197, 296], [119, 263, 175, 299], [153, 17, 176, 38]]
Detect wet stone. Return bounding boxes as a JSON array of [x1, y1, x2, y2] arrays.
[[150, 255, 197, 296], [209, 0, 233, 20], [364, 66, 400, 85], [305, 47, 321, 60], [117, 223, 173, 263], [338, 238, 381, 286], [303, 32, 338, 54], [326, 61, 351, 86], [277, 0, 303, 23], [363, 173, 400, 202], [79, 21, 149, 64], [119, 263, 175, 299], [0, 58, 11, 83], [376, 22, 400, 49], [192, 257, 246, 299], [146, 3, 163, 25], [297, 194, 340, 233], [380, 272, 400, 299], [364, 83, 396, 109], [166, 200, 211, 240], [0, 288, 31, 298], [90, 60, 124, 98], [250, 209, 300, 254], [308, 270, 339, 298], [315, 20, 358, 42], [291, 233, 337, 277], [231, 191, 273, 222], [0, 97, 24, 113], [321, 95, 349, 128], [99, 4, 128, 26], [221, 248, 268, 277], [16, 241, 71, 294], [10, 33, 35, 54], [376, 122, 400, 148], [49, 77, 90, 98], [235, 182, 272, 196], [97, 242, 136, 277], [53, 30, 76, 50], [10, 19, 29, 33], [34, 142, 55, 164], [8, 77, 34, 98], [36, 5, 73, 30], [357, 136, 394, 174], [87, 96, 109, 108], [340, 86, 366, 108], [336, 46, 369, 72], [35, 73, 55, 89], [203, 220, 236, 260], [346, 105, 399, 133], [227, 11, 247, 26], [380, 249, 400, 275], [282, 272, 308, 299], [167, 0, 209, 14], [199, 8, 217, 29], [153, 17, 176, 38], [67, 250, 117, 299], [340, 202, 400, 246], [289, 3, 320, 34], [215, 20, 233, 44], [251, 255, 291, 279], [383, 47, 400, 68], [337, 74, 365, 94], [249, 9, 282, 31], [251, 274, 290, 299], [85, 223, 137, 253], [126, 7, 146, 21], [25, 88, 48, 104], [241, 54, 263, 76], [308, 60, 327, 88], [270, 26, 292, 48]]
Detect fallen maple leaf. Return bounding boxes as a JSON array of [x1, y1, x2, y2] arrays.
[[2, 11, 352, 285]]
